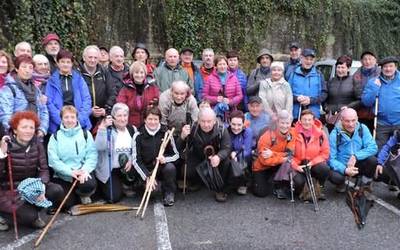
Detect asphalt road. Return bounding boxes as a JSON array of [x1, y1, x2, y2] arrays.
[[1, 181, 400, 250]]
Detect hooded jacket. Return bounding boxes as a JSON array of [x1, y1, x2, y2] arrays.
[[153, 63, 193, 92], [106, 64, 130, 107], [292, 119, 330, 171], [229, 67, 248, 110], [258, 77, 293, 115], [328, 122, 377, 175]]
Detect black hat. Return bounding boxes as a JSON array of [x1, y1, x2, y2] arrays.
[[379, 56, 399, 66], [248, 96, 262, 104], [98, 46, 109, 53], [132, 43, 150, 58], [289, 42, 300, 49], [180, 47, 194, 54], [360, 51, 376, 59], [302, 48, 316, 57]]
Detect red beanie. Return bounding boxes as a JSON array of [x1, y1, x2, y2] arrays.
[[42, 33, 60, 46]]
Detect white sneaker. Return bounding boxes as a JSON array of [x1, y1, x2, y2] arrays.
[[237, 186, 247, 195], [80, 196, 92, 205]]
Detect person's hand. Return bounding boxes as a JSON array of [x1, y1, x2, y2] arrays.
[[375, 164, 383, 179], [92, 106, 106, 117], [146, 177, 157, 191], [99, 115, 113, 129], [261, 149, 273, 159], [300, 96, 310, 106], [345, 165, 359, 177], [77, 170, 91, 184], [217, 95, 224, 103], [347, 155, 357, 168], [0, 136, 10, 154], [209, 155, 221, 168], [181, 124, 191, 140], [157, 156, 166, 165], [124, 160, 132, 172], [230, 151, 237, 161], [297, 165, 305, 173], [39, 95, 48, 105], [223, 98, 230, 105], [374, 78, 381, 87], [71, 169, 81, 180]]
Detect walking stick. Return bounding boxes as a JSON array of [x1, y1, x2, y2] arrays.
[[136, 128, 175, 218], [289, 171, 295, 225], [298, 105, 302, 121], [107, 127, 113, 202], [303, 165, 319, 212], [373, 96, 379, 139], [35, 179, 78, 247], [6, 142, 19, 240], [183, 111, 193, 196]]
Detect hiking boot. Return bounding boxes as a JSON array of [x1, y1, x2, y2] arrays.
[[274, 188, 289, 199], [80, 196, 92, 205], [335, 183, 346, 193], [163, 192, 175, 207], [215, 192, 228, 202], [388, 184, 399, 192], [319, 186, 327, 200], [237, 186, 247, 195], [46, 207, 57, 215], [0, 216, 9, 231], [122, 184, 136, 198], [32, 217, 46, 229]]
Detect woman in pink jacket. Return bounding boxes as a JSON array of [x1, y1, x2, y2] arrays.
[[202, 55, 243, 108]]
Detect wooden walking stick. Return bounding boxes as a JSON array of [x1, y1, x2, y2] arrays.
[[35, 179, 78, 247], [373, 96, 379, 139], [6, 142, 19, 240], [136, 128, 175, 218]]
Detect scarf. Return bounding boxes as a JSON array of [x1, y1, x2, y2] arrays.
[[14, 77, 37, 112], [145, 124, 161, 136], [32, 71, 50, 88], [0, 73, 6, 88]]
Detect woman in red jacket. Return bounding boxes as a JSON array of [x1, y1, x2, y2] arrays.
[[292, 109, 330, 198], [202, 55, 243, 109], [117, 61, 160, 127]]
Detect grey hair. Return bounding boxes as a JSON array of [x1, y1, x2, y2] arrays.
[[82, 45, 100, 58], [202, 48, 214, 56], [109, 46, 124, 58], [111, 102, 129, 117], [171, 80, 190, 92], [14, 41, 31, 54], [198, 107, 216, 120], [277, 110, 293, 122], [32, 54, 49, 64]]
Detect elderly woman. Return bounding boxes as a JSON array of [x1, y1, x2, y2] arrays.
[[259, 62, 293, 118], [116, 61, 159, 127], [32, 54, 51, 93], [0, 111, 64, 230], [325, 55, 361, 129], [47, 105, 98, 208], [132, 43, 156, 79], [202, 55, 243, 113], [0, 55, 49, 136], [292, 109, 330, 199], [0, 50, 13, 88], [132, 106, 179, 206], [95, 103, 137, 203], [46, 49, 92, 134]]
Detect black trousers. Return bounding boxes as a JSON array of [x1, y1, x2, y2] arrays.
[[293, 162, 330, 194], [329, 156, 378, 185], [53, 174, 97, 209], [157, 162, 177, 194], [0, 182, 64, 227], [252, 167, 279, 197], [98, 169, 126, 203]]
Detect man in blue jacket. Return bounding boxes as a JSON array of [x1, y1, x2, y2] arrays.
[[328, 108, 378, 191], [288, 48, 327, 120], [227, 50, 248, 111], [361, 56, 400, 149]]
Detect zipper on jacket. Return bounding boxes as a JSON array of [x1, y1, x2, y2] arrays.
[[75, 141, 79, 155], [65, 77, 68, 91], [91, 76, 96, 106]]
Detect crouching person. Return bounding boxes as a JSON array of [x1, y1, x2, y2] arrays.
[[252, 110, 295, 198], [48, 106, 98, 209], [179, 107, 232, 202], [292, 110, 330, 200], [95, 103, 137, 203], [328, 108, 378, 192], [0, 111, 64, 230], [132, 106, 179, 206], [375, 130, 400, 188]]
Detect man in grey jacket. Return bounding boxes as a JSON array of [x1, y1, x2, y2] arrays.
[[246, 48, 274, 97]]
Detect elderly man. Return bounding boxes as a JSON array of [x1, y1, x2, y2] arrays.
[[78, 45, 113, 127], [362, 57, 400, 150], [14, 41, 32, 58], [180, 47, 203, 102], [199, 48, 215, 82], [154, 48, 192, 92], [247, 48, 274, 97], [179, 108, 232, 202], [284, 42, 301, 81], [107, 46, 129, 106], [288, 48, 327, 120], [328, 108, 378, 191], [42, 33, 61, 73], [159, 80, 199, 136]]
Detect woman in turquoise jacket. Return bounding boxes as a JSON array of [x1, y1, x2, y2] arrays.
[[48, 105, 98, 209]]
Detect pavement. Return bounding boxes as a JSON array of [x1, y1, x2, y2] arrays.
[[1, 181, 400, 250]]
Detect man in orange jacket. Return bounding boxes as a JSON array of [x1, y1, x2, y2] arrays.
[[253, 110, 295, 198], [292, 109, 330, 199]]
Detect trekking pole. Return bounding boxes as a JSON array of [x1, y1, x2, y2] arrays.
[[35, 179, 78, 247], [289, 171, 295, 225], [298, 105, 302, 121], [373, 96, 379, 140], [6, 138, 19, 240], [107, 127, 113, 202], [303, 165, 319, 212], [183, 140, 188, 196]]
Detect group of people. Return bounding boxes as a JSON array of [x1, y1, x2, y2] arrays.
[[0, 34, 400, 232]]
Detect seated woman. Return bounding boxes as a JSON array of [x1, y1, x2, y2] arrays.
[[292, 109, 330, 199], [253, 110, 295, 198], [0, 111, 63, 230], [132, 106, 179, 206], [46, 49, 92, 134], [116, 61, 159, 127], [95, 103, 137, 203], [228, 110, 253, 195], [47, 105, 98, 209]]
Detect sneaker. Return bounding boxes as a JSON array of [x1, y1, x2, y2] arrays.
[[215, 192, 228, 202], [319, 186, 327, 201], [335, 183, 346, 193], [80, 196, 92, 205], [32, 217, 46, 229], [0, 216, 9, 231], [163, 192, 175, 207], [274, 188, 289, 199], [122, 184, 136, 198], [237, 186, 247, 195]]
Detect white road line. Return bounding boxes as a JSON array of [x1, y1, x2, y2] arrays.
[[0, 216, 73, 250], [154, 202, 172, 250]]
